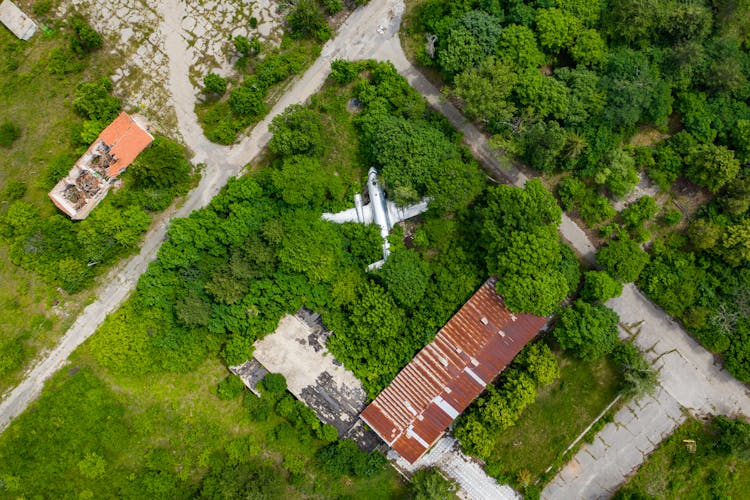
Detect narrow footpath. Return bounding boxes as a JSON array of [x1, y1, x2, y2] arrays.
[[0, 0, 411, 433]]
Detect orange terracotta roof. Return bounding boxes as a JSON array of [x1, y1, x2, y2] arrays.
[[360, 277, 547, 464], [97, 112, 153, 178]]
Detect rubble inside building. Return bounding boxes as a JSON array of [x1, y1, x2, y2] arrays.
[[48, 112, 153, 220]]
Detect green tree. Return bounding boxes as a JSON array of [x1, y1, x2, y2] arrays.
[[271, 156, 329, 206], [203, 72, 227, 95], [496, 24, 546, 68], [570, 28, 607, 67], [521, 120, 568, 172], [554, 300, 620, 360], [130, 137, 192, 190], [437, 11, 502, 77], [452, 56, 517, 133], [269, 104, 323, 157], [714, 415, 750, 460], [621, 196, 658, 229], [497, 272, 568, 316], [684, 143, 740, 193], [73, 78, 121, 122], [581, 270, 623, 303], [229, 84, 265, 117], [287, 0, 330, 41], [612, 342, 657, 397], [596, 235, 650, 283], [535, 8, 581, 53], [217, 375, 246, 400], [515, 342, 560, 386], [70, 16, 103, 54], [278, 211, 344, 283], [262, 373, 288, 394], [596, 148, 639, 197], [378, 249, 431, 309]]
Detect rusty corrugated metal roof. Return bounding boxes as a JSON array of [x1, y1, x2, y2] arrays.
[[360, 277, 546, 464]]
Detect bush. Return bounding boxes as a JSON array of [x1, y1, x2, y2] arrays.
[[70, 16, 103, 54], [581, 270, 623, 303], [217, 374, 246, 400], [0, 179, 26, 201], [0, 121, 21, 148], [554, 300, 620, 361], [410, 468, 458, 499], [596, 235, 649, 283], [612, 342, 657, 397], [621, 196, 658, 229], [261, 373, 287, 394], [323, 0, 344, 15], [316, 440, 386, 478], [203, 73, 228, 95]]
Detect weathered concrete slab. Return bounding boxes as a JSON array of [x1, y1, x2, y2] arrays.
[[0, 0, 37, 40], [252, 313, 368, 436], [390, 436, 521, 500]]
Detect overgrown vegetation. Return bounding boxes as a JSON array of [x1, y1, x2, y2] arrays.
[[0, 359, 405, 498], [404, 0, 750, 382], [0, 12, 191, 390], [616, 416, 750, 499], [196, 0, 360, 145]]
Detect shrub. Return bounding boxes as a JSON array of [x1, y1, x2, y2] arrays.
[[581, 270, 623, 303], [262, 373, 287, 394], [70, 16, 103, 54], [217, 374, 246, 400], [596, 235, 649, 283], [0, 121, 21, 148], [323, 0, 344, 15], [203, 73, 228, 95], [621, 196, 658, 229], [229, 85, 265, 117], [0, 180, 26, 201], [554, 300, 620, 361]]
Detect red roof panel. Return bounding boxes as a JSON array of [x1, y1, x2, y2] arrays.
[[360, 277, 546, 463]]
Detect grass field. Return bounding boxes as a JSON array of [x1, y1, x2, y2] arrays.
[[616, 418, 750, 499], [0, 344, 408, 498], [486, 346, 621, 489], [0, 20, 118, 390]]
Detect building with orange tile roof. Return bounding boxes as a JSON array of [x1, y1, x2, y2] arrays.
[[48, 112, 153, 220]]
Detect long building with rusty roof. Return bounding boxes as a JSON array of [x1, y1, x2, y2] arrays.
[[360, 277, 547, 464]]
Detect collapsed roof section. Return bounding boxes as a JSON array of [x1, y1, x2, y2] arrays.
[[0, 0, 37, 41], [360, 277, 547, 464], [49, 112, 153, 220]]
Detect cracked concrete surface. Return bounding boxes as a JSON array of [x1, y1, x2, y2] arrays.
[[542, 284, 750, 499], [62, 0, 282, 135]]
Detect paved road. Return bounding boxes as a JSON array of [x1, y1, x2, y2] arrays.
[[0, 0, 408, 433], [368, 9, 750, 498], [544, 285, 750, 498]]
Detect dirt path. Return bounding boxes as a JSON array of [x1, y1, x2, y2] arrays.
[[0, 0, 408, 433]]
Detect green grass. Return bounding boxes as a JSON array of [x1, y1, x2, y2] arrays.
[[486, 347, 621, 487], [617, 418, 750, 499], [0, 347, 408, 498], [0, 20, 117, 390]]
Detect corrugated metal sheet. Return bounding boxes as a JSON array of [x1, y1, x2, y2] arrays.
[[360, 277, 546, 464]]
